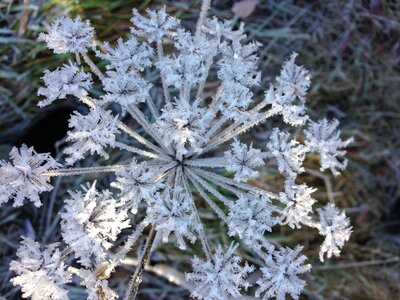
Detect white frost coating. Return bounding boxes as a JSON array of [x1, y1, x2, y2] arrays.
[[267, 128, 307, 178], [264, 53, 311, 126], [64, 109, 120, 164], [37, 63, 92, 107], [227, 193, 277, 248], [146, 188, 198, 250], [305, 118, 353, 176], [96, 37, 153, 72], [61, 182, 130, 268], [70, 267, 118, 300], [10, 237, 71, 300], [186, 243, 254, 300], [101, 69, 152, 109], [224, 139, 267, 182], [5, 4, 355, 299], [0, 145, 60, 207], [317, 203, 352, 261], [280, 179, 317, 229], [131, 7, 180, 42], [111, 159, 164, 213], [154, 103, 211, 159], [38, 16, 94, 54], [255, 246, 311, 300]]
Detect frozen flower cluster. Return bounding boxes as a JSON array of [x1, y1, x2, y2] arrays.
[[3, 2, 353, 300]]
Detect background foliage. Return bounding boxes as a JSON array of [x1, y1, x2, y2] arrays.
[[0, 0, 399, 299]]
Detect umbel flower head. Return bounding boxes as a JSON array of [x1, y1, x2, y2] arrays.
[[4, 2, 353, 299], [10, 236, 71, 300]]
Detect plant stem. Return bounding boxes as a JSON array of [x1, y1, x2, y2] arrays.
[[124, 227, 156, 300]]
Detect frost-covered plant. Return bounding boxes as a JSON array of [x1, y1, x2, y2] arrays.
[[3, 1, 353, 299]]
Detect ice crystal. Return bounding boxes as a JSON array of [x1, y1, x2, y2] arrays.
[[305, 118, 353, 176], [0, 144, 60, 207], [267, 128, 307, 178], [279, 179, 317, 229], [317, 203, 352, 261], [38, 16, 94, 54], [4, 3, 354, 299], [111, 159, 164, 213], [186, 244, 254, 300], [224, 139, 267, 182], [227, 193, 277, 248], [37, 63, 92, 107], [255, 246, 310, 300], [64, 109, 120, 164], [10, 237, 71, 300], [61, 182, 130, 267], [146, 187, 198, 250]]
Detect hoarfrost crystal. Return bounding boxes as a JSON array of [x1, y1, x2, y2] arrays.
[[0, 145, 60, 207], [10, 237, 71, 300], [4, 2, 354, 299], [186, 244, 254, 300]]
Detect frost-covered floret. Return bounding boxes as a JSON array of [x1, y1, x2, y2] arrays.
[[61, 182, 130, 267], [267, 128, 307, 178], [146, 188, 198, 250], [186, 243, 254, 300], [0, 145, 59, 207], [265, 53, 310, 126], [305, 118, 353, 176], [157, 30, 213, 91], [224, 139, 267, 182], [97, 37, 153, 72], [255, 246, 310, 300], [155, 103, 211, 159], [131, 7, 180, 42], [227, 194, 277, 248], [101, 70, 151, 109], [10, 237, 71, 300], [38, 16, 94, 54], [317, 203, 352, 261], [70, 268, 117, 300], [280, 179, 317, 229], [37, 63, 92, 107], [111, 159, 164, 213], [64, 109, 119, 164]]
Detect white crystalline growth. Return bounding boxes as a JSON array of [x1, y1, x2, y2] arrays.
[[154, 103, 211, 159], [266, 128, 307, 178], [37, 63, 92, 108], [38, 16, 94, 54], [224, 139, 267, 182], [61, 182, 130, 268], [111, 159, 164, 213], [131, 7, 180, 42], [10, 237, 71, 300], [317, 203, 352, 261], [146, 187, 198, 250], [279, 179, 317, 229], [255, 246, 311, 300], [264, 53, 311, 126], [227, 193, 277, 248], [186, 243, 254, 300], [64, 109, 120, 165], [305, 118, 353, 176], [70, 267, 117, 300], [0, 144, 60, 207], [96, 37, 153, 72]]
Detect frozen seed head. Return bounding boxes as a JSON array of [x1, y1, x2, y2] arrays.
[[39, 16, 94, 54], [10, 237, 71, 300], [0, 144, 60, 207], [186, 243, 254, 300]]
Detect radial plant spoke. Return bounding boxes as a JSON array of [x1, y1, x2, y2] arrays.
[[41, 165, 127, 177]]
